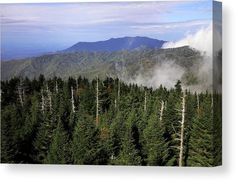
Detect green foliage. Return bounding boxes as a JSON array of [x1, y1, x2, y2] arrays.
[[188, 94, 215, 166], [112, 111, 142, 165], [144, 113, 169, 166], [46, 121, 71, 164], [1, 46, 203, 81], [72, 114, 99, 164], [0, 76, 221, 166]]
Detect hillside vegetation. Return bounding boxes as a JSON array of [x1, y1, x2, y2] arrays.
[[1, 47, 203, 87], [1, 76, 221, 166]]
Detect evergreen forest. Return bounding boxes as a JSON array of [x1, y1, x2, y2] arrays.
[[0, 76, 222, 166]]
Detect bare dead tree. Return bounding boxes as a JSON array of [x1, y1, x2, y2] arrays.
[[40, 83, 54, 114], [96, 76, 99, 126], [179, 90, 186, 167], [116, 78, 120, 111], [48, 91, 52, 113], [71, 86, 75, 113], [144, 91, 147, 112], [106, 76, 120, 111], [55, 80, 58, 94], [114, 99, 117, 109], [46, 83, 49, 94], [41, 89, 45, 113], [164, 101, 167, 110], [197, 93, 200, 115], [17, 80, 24, 106], [159, 100, 165, 125], [118, 78, 120, 102], [45, 83, 53, 113]]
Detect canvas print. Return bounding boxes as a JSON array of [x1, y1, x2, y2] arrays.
[[0, 1, 222, 166]]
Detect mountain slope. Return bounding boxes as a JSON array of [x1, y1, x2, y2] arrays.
[[1, 47, 203, 86], [64, 36, 166, 52]]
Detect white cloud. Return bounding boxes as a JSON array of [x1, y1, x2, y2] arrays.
[[126, 61, 185, 89], [131, 19, 210, 30], [161, 23, 222, 92], [162, 23, 222, 57], [0, 2, 172, 27]]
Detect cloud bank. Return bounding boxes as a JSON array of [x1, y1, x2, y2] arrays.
[[125, 24, 221, 92], [126, 61, 185, 89], [162, 24, 213, 56], [162, 23, 222, 56]]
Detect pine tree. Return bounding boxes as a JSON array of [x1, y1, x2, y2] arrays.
[[113, 111, 141, 165], [32, 110, 57, 163], [1, 76, 221, 166], [109, 112, 126, 162], [72, 114, 99, 164], [19, 95, 42, 162], [46, 120, 71, 164], [144, 113, 168, 165], [188, 94, 215, 166], [212, 93, 222, 166], [1, 105, 21, 162]]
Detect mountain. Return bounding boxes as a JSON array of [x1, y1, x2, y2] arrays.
[[64, 36, 166, 52], [1, 46, 204, 88]]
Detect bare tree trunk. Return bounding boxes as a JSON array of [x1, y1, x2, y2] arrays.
[[159, 100, 164, 125], [144, 91, 147, 112], [114, 99, 117, 109], [76, 79, 80, 112], [46, 83, 49, 94], [179, 91, 186, 167], [197, 93, 200, 115], [96, 76, 99, 126], [45, 83, 52, 113], [117, 78, 120, 110], [55, 81, 58, 94], [71, 86, 75, 113], [41, 90, 45, 113], [17, 80, 24, 106], [164, 101, 167, 110]]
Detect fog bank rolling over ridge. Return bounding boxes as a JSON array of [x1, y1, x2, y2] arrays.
[[130, 24, 222, 92]]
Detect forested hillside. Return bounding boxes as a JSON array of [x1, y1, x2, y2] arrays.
[[0, 76, 221, 166], [1, 46, 202, 82]]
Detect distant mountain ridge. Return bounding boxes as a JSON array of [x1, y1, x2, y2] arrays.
[[64, 36, 166, 52], [1, 46, 203, 84]]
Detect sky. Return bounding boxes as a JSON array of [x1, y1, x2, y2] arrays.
[[0, 0, 213, 60]]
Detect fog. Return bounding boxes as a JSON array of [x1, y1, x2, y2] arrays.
[[163, 25, 213, 56], [122, 24, 221, 92], [126, 61, 185, 89]]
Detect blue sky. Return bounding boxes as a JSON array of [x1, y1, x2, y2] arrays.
[[1, 1, 212, 60]]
